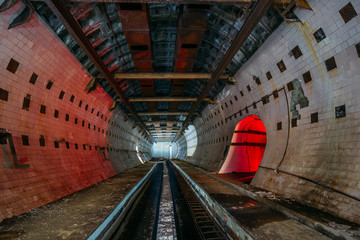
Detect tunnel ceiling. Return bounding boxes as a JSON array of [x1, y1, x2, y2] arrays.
[[29, 0, 285, 142]]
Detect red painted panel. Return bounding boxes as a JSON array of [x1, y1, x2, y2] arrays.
[[220, 115, 267, 174], [117, 5, 149, 31], [134, 62, 154, 72]]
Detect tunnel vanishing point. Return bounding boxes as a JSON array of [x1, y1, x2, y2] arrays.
[[0, 0, 360, 239]]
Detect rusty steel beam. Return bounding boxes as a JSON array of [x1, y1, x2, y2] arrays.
[[127, 97, 216, 104], [173, 0, 274, 142], [145, 121, 184, 125], [152, 132, 177, 135], [150, 129, 179, 132], [44, 0, 154, 141], [149, 126, 180, 129], [106, 72, 230, 80], [137, 112, 191, 116]]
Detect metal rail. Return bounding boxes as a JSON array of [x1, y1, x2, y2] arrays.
[[170, 161, 254, 240], [177, 177, 227, 239], [87, 164, 158, 240]]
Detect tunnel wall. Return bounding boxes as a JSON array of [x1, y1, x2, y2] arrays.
[[0, 4, 151, 221], [184, 125, 198, 157], [106, 108, 152, 173], [189, 0, 360, 223], [176, 134, 187, 160]]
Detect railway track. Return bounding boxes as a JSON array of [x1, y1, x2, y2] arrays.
[[88, 159, 356, 240], [88, 160, 228, 240]]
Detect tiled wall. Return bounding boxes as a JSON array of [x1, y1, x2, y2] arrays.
[[188, 0, 360, 223], [0, 3, 151, 221]]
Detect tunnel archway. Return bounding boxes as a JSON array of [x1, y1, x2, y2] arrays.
[[219, 115, 267, 177]]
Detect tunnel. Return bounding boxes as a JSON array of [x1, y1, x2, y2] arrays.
[[0, 0, 360, 239]]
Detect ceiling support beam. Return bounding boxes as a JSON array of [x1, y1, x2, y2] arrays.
[[145, 121, 184, 125], [149, 127, 180, 130], [137, 112, 193, 116], [151, 133, 178, 135], [108, 72, 230, 80], [44, 0, 154, 141], [128, 97, 216, 104], [152, 131, 177, 133], [173, 0, 274, 142]]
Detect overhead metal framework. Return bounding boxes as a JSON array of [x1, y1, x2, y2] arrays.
[[28, 0, 289, 142], [127, 97, 216, 104], [145, 121, 184, 125], [103, 72, 230, 80], [173, 0, 275, 141], [137, 112, 191, 116], [43, 0, 155, 141]]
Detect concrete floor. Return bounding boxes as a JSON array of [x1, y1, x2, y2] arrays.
[[0, 163, 155, 239]]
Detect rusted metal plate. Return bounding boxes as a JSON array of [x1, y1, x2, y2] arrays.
[[70, 2, 92, 20], [117, 5, 149, 31], [174, 0, 275, 141], [182, 7, 210, 29], [117, 3, 155, 114], [179, 30, 206, 44], [134, 61, 154, 72], [177, 47, 198, 59], [175, 60, 195, 72], [43, 0, 153, 138], [131, 50, 152, 61], [125, 31, 151, 46]]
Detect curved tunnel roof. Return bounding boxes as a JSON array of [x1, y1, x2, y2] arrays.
[[32, 0, 285, 142]]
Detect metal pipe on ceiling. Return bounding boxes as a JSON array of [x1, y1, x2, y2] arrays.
[[173, 0, 275, 142], [44, 0, 155, 142]]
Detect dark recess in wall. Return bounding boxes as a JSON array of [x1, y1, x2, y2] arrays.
[[339, 2, 357, 23], [59, 91, 65, 100], [291, 46, 303, 59], [22, 94, 31, 111], [266, 71, 272, 80], [29, 73, 38, 85], [335, 105, 346, 118], [313, 28, 326, 42], [39, 135, 45, 146], [46, 80, 54, 90], [0, 88, 9, 101], [311, 112, 318, 123], [303, 71, 312, 83], [277, 60, 286, 72], [6, 58, 20, 74], [325, 57, 337, 71], [355, 42, 360, 57], [22, 135, 29, 146], [273, 90, 279, 98]]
